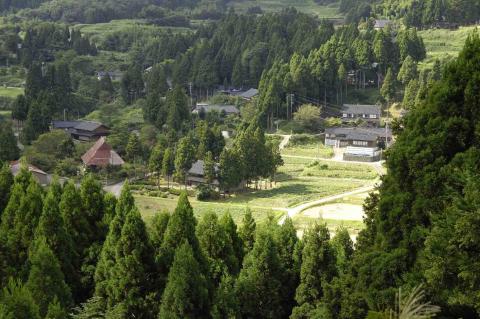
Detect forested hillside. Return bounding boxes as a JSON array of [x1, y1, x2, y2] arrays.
[[340, 0, 480, 26]]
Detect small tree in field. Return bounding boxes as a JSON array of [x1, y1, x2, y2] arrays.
[[293, 104, 322, 132]]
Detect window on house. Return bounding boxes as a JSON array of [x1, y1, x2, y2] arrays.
[[353, 140, 368, 146]]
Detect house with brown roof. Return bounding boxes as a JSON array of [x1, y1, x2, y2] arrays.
[[81, 137, 124, 168]]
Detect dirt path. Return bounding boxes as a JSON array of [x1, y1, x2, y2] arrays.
[[278, 134, 292, 150], [104, 181, 124, 198], [278, 184, 375, 225]]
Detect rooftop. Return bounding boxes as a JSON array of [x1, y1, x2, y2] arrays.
[[52, 120, 109, 132], [239, 88, 259, 99], [81, 137, 124, 167], [194, 104, 240, 115], [188, 160, 219, 176], [325, 127, 392, 141], [342, 104, 381, 116]]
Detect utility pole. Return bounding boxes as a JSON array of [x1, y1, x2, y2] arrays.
[[290, 93, 294, 119], [189, 82, 193, 108]]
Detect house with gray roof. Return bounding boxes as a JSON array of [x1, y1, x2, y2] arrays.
[[239, 88, 258, 100], [193, 103, 240, 116], [52, 120, 110, 142], [374, 19, 391, 30], [325, 127, 392, 148], [341, 104, 381, 126], [187, 160, 220, 186], [325, 126, 392, 162]]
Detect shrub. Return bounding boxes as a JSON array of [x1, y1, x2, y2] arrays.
[[196, 185, 220, 201], [289, 134, 319, 147]]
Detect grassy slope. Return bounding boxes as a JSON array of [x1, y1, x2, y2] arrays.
[[136, 154, 377, 226], [227, 0, 342, 18], [0, 86, 23, 99], [419, 25, 479, 68]]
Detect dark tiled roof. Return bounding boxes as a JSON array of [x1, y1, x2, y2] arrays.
[[325, 127, 392, 141], [188, 160, 219, 176], [74, 121, 105, 132], [342, 104, 381, 116], [52, 120, 81, 129], [239, 88, 258, 99]]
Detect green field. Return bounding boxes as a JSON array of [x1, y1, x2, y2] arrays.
[[75, 19, 193, 45], [135, 194, 284, 225], [135, 153, 377, 228], [282, 143, 334, 158], [0, 87, 23, 99], [419, 25, 479, 68], [227, 0, 342, 18]]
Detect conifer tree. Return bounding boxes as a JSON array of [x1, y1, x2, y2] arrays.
[[331, 226, 353, 275], [0, 122, 19, 162], [0, 279, 40, 319], [60, 181, 89, 267], [160, 193, 204, 271], [149, 211, 170, 268], [219, 213, 243, 274], [159, 242, 209, 319], [149, 144, 164, 186], [0, 163, 14, 216], [291, 223, 336, 318], [211, 274, 239, 319], [235, 229, 285, 318], [162, 147, 175, 188], [26, 237, 72, 317], [94, 183, 135, 306], [203, 151, 215, 186], [79, 175, 106, 296], [36, 190, 77, 298], [196, 212, 237, 284], [126, 133, 142, 163], [381, 68, 396, 105], [80, 175, 106, 244], [275, 217, 299, 313], [45, 298, 68, 319], [105, 208, 156, 317], [239, 208, 256, 253], [102, 192, 117, 229], [174, 135, 196, 184]]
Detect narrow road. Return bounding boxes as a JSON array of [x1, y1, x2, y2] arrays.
[[278, 134, 292, 150], [278, 184, 376, 225], [103, 181, 124, 198]]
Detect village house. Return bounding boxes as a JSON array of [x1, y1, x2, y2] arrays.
[[52, 120, 110, 142], [341, 104, 381, 126], [325, 127, 392, 162], [192, 103, 240, 116], [374, 19, 391, 30], [10, 160, 49, 186], [81, 137, 124, 168], [186, 160, 219, 187], [238, 88, 258, 101], [96, 70, 123, 81]]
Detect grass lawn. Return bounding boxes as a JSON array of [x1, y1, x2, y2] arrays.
[[419, 25, 478, 68], [0, 87, 23, 99], [135, 154, 377, 227], [135, 194, 284, 225], [282, 144, 334, 158], [301, 160, 378, 179], [75, 19, 193, 45], [227, 0, 342, 18]]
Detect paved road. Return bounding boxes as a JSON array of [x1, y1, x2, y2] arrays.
[[278, 184, 376, 225], [103, 181, 124, 197]]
